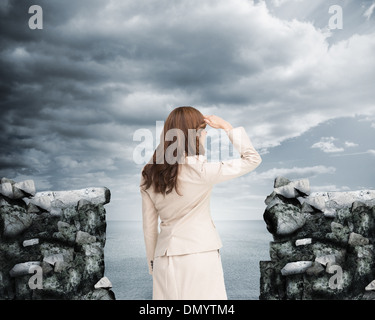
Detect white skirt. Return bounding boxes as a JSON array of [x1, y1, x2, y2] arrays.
[[152, 250, 227, 300]]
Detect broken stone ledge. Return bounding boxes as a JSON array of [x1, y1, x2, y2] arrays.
[[0, 177, 115, 300], [25, 187, 111, 215], [260, 176, 375, 300]]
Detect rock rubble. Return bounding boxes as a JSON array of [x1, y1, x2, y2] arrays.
[[0, 177, 115, 300], [260, 176, 375, 300]]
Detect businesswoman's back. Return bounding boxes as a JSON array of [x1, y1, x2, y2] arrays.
[[140, 106, 262, 300]]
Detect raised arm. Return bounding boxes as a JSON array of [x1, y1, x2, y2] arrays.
[[201, 115, 262, 184]]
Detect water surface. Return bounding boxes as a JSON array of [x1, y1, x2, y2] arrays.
[[104, 220, 273, 300]]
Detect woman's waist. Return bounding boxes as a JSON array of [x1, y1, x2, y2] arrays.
[[154, 239, 223, 258], [155, 224, 222, 257]]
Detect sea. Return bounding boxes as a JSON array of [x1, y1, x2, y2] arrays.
[[104, 220, 273, 300]]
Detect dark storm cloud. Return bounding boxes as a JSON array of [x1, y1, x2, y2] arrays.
[[1, 0, 294, 134]]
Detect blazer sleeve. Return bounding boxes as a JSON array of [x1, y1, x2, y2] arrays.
[[201, 126, 262, 184], [140, 185, 159, 275]]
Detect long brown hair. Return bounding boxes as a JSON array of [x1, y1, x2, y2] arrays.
[[141, 106, 206, 195]]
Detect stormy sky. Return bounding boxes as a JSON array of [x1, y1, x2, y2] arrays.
[[1, 0, 375, 220]]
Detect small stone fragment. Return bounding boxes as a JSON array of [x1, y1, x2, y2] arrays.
[[365, 280, 375, 291], [3, 211, 33, 238], [14, 180, 36, 196], [76, 230, 96, 245], [323, 208, 336, 218], [9, 262, 41, 277], [263, 203, 306, 236], [29, 195, 52, 212], [0, 182, 13, 198], [306, 262, 325, 276], [274, 176, 291, 188], [303, 196, 326, 212], [27, 203, 42, 214], [41, 261, 54, 275], [281, 261, 313, 276], [348, 232, 369, 246], [43, 253, 64, 266], [315, 254, 336, 266], [274, 178, 310, 198], [23, 238, 39, 247], [94, 276, 112, 289], [295, 238, 312, 246]]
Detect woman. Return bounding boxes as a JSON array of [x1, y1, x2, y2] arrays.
[[140, 106, 262, 300]]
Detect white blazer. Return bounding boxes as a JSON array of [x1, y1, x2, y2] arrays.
[[140, 126, 262, 274]]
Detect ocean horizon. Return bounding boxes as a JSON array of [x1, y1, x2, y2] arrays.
[[104, 220, 273, 300]]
